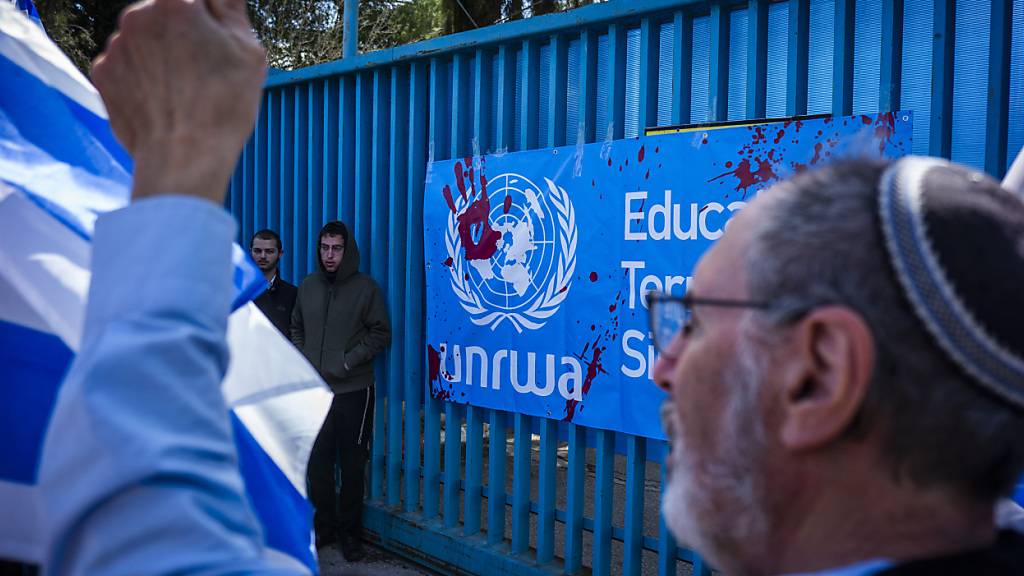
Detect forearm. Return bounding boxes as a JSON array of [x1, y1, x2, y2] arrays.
[[39, 198, 292, 575]]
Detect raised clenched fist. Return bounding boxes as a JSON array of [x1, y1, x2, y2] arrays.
[[91, 0, 266, 204]]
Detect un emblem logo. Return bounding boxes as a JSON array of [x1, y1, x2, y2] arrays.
[[445, 172, 577, 332]]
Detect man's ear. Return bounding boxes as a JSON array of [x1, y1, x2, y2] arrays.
[[776, 306, 874, 451]]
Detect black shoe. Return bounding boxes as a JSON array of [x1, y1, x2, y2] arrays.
[[340, 535, 365, 562]]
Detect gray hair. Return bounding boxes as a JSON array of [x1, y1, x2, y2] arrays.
[[743, 159, 1024, 501]]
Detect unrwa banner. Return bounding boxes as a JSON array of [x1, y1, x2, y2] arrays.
[[424, 111, 912, 439]]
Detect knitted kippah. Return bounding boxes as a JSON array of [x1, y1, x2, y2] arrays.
[[878, 156, 1024, 410]]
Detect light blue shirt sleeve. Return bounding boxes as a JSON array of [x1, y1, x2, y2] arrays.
[[38, 197, 301, 575]]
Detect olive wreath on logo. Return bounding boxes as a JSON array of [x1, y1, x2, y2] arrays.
[[445, 176, 577, 333]]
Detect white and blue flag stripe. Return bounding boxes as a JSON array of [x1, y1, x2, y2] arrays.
[[0, 2, 330, 572]]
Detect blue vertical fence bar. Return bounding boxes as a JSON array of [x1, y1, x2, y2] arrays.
[[353, 73, 372, 272], [638, 18, 659, 132], [746, 0, 768, 119], [549, 36, 569, 148], [464, 404, 484, 535], [578, 29, 599, 143], [656, 455, 677, 576], [879, 0, 903, 112], [443, 368, 461, 528], [832, 0, 855, 115], [930, 0, 955, 158], [370, 68, 390, 502], [510, 412, 531, 554], [423, 56, 447, 523], [564, 424, 586, 574], [623, 436, 646, 576], [537, 418, 558, 564], [511, 36, 539, 558], [387, 64, 409, 508], [234, 3, 1024, 575], [487, 44, 514, 547], [787, 0, 810, 116], [672, 10, 693, 125], [709, 3, 730, 122], [462, 47, 490, 538], [404, 60, 428, 515], [305, 83, 320, 280], [486, 407, 507, 545], [985, 0, 1012, 178], [607, 23, 627, 140], [593, 430, 614, 576], [443, 51, 468, 531]]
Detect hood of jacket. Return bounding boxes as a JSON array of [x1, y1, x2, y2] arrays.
[[317, 221, 360, 284]]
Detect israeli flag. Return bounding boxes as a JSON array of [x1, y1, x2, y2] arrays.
[[0, 3, 330, 572]]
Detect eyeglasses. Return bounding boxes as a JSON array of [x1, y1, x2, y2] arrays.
[[646, 290, 771, 358], [320, 243, 345, 254]]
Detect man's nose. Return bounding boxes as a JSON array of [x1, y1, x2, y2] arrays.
[[652, 354, 675, 392]]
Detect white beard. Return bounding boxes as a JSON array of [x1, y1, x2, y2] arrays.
[[661, 334, 769, 569]]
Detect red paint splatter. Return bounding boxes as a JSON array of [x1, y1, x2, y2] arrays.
[[589, 271, 598, 282], [873, 112, 896, 155], [428, 345, 440, 383], [443, 257, 454, 267], [607, 157, 612, 166], [464, 273, 470, 280], [442, 185, 457, 213], [429, 345, 453, 400], [590, 324, 595, 331], [638, 145, 646, 162], [725, 161, 733, 168], [752, 126, 766, 144], [655, 146, 660, 153], [794, 120, 804, 132], [564, 338, 608, 421], [811, 142, 823, 164], [774, 129, 786, 144], [454, 162, 468, 200], [644, 169, 650, 179], [559, 286, 567, 293], [707, 157, 780, 198], [861, 115, 873, 125], [457, 192, 501, 260], [503, 194, 512, 214], [701, 137, 708, 145], [609, 303, 617, 312]]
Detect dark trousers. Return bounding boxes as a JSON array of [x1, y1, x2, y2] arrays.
[[307, 387, 374, 540]]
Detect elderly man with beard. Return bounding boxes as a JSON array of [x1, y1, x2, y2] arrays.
[[649, 158, 1024, 576]]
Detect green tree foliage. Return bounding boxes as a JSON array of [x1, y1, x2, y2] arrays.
[[33, 0, 596, 75], [33, 0, 132, 74]]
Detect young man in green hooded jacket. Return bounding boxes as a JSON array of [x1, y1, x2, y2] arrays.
[[291, 220, 391, 561]]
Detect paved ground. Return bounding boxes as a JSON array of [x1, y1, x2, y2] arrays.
[[318, 542, 434, 576]]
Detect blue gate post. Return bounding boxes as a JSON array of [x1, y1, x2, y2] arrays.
[[343, 0, 358, 59]]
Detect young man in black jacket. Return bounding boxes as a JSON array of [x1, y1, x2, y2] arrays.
[[250, 229, 297, 336], [291, 221, 390, 562]]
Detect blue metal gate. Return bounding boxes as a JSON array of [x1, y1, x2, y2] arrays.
[[227, 1, 1024, 574]]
